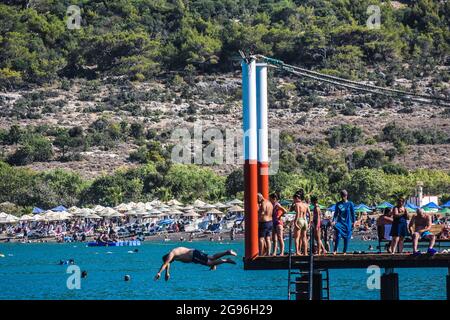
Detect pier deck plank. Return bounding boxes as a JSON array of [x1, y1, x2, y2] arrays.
[[244, 253, 450, 270]]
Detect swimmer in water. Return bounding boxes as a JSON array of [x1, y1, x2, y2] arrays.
[[155, 247, 237, 281]]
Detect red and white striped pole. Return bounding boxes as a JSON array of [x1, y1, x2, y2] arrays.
[[242, 59, 259, 260], [256, 63, 269, 199]]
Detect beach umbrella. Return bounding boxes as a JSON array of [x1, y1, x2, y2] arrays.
[[228, 205, 244, 212], [183, 210, 200, 218], [193, 199, 206, 208], [115, 203, 130, 212], [32, 207, 44, 214], [92, 205, 105, 212], [127, 209, 147, 217], [86, 213, 102, 219], [376, 202, 394, 209], [201, 203, 216, 210], [20, 214, 33, 221], [0, 212, 7, 219], [108, 211, 124, 218], [227, 199, 244, 206], [156, 213, 168, 218], [355, 204, 371, 211], [149, 200, 161, 206], [51, 205, 68, 212], [327, 204, 336, 212], [158, 207, 171, 213], [438, 208, 450, 216], [212, 202, 228, 209], [181, 205, 194, 211], [168, 209, 184, 215], [167, 199, 183, 206], [206, 208, 224, 215], [148, 208, 162, 215], [73, 208, 93, 217], [421, 202, 441, 210], [355, 207, 372, 213], [98, 207, 118, 217], [423, 207, 438, 213], [279, 199, 292, 207], [442, 200, 450, 208], [309, 203, 327, 210], [32, 214, 46, 222]]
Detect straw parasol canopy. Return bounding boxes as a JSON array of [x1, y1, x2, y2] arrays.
[[19, 214, 34, 221], [168, 208, 184, 215], [183, 210, 200, 218], [126, 209, 148, 216], [212, 202, 228, 209], [0, 213, 19, 224], [193, 199, 206, 208], [74, 208, 94, 217], [148, 208, 162, 215], [227, 199, 244, 206], [85, 213, 102, 219], [93, 205, 105, 212], [32, 214, 46, 222], [167, 199, 183, 206], [206, 208, 225, 215], [201, 203, 216, 210], [98, 207, 119, 217], [115, 203, 130, 212], [228, 205, 244, 212], [181, 205, 194, 211]]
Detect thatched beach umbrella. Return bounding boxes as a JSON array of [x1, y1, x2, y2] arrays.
[[183, 210, 200, 218], [206, 208, 225, 215], [193, 199, 206, 208], [115, 203, 130, 212], [228, 205, 244, 213], [19, 214, 33, 221], [212, 202, 228, 209], [227, 199, 244, 206], [167, 199, 183, 206]]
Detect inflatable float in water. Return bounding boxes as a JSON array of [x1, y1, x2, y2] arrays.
[[87, 240, 141, 247]]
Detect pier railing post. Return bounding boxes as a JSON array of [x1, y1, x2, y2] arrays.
[[380, 268, 399, 300]]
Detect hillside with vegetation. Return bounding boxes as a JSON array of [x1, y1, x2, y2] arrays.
[[0, 0, 449, 213]]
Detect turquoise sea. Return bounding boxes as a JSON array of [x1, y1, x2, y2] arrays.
[[0, 240, 447, 300]]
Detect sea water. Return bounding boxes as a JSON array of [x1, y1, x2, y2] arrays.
[[0, 240, 447, 300]]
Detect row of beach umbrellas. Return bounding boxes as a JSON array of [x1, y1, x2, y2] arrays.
[[12, 199, 246, 223]]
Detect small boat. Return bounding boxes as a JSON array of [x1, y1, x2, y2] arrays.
[[87, 240, 141, 247]]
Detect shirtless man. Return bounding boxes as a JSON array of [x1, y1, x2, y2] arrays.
[[155, 247, 237, 281], [258, 193, 273, 256], [292, 189, 310, 255], [409, 208, 437, 256]]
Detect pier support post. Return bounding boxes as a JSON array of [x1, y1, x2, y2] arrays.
[[447, 268, 450, 301], [242, 59, 259, 260], [296, 271, 323, 300], [380, 268, 399, 300]]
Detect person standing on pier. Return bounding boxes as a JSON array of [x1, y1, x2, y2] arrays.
[[332, 190, 356, 254], [389, 197, 409, 253], [269, 192, 287, 256], [292, 189, 310, 255], [408, 208, 437, 255], [258, 193, 274, 256], [311, 195, 327, 255]]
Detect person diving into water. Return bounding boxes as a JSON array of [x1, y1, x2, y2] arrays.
[[154, 247, 237, 281]]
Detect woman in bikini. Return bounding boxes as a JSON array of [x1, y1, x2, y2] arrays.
[[270, 192, 287, 256]]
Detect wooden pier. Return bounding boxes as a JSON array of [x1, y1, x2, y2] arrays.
[[244, 253, 450, 270], [244, 253, 450, 300]]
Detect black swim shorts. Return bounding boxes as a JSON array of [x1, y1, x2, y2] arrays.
[[192, 249, 209, 266]]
